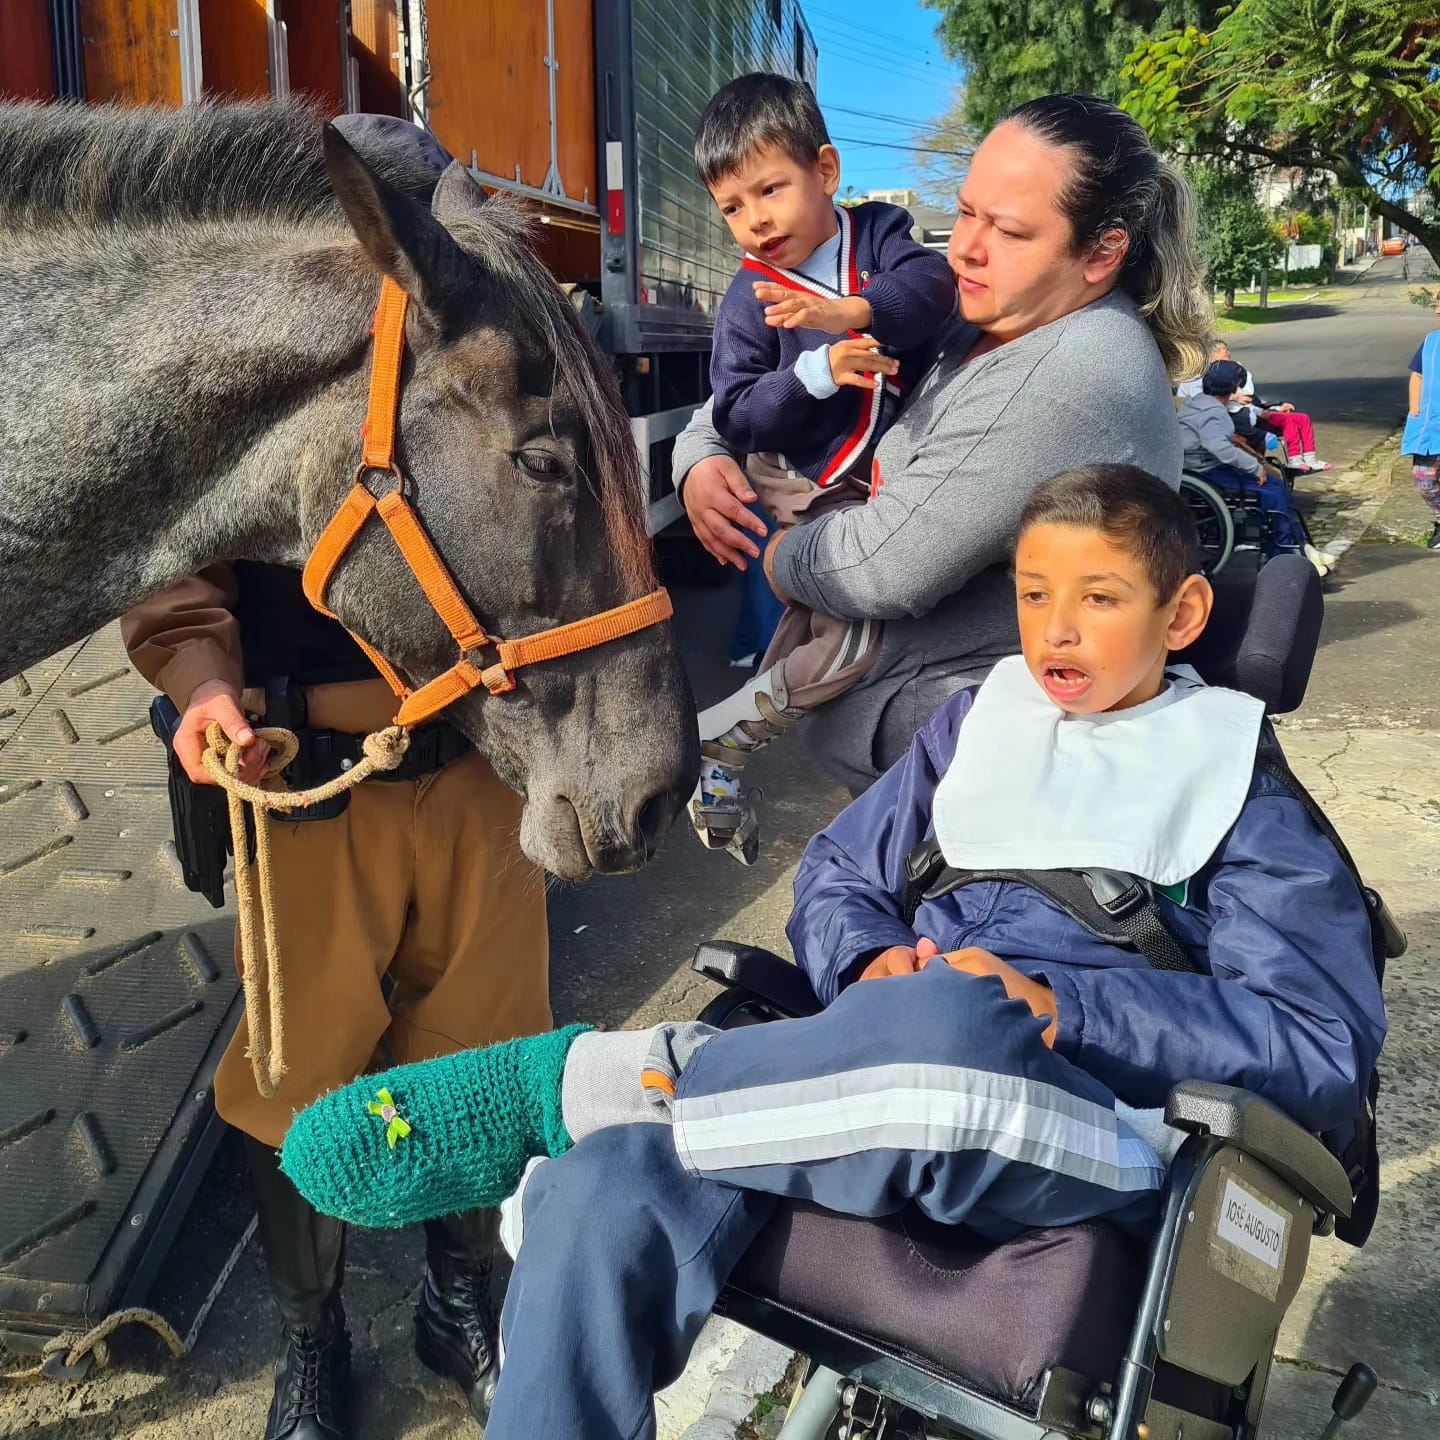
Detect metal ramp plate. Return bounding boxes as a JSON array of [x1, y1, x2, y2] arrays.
[[0, 626, 240, 1344]]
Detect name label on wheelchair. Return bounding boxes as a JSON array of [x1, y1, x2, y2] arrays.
[[1210, 1170, 1291, 1301]]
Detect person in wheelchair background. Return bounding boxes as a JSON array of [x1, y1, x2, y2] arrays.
[[1178, 360, 1336, 575], [277, 464, 1386, 1440]]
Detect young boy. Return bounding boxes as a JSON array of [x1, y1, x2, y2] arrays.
[[282, 465, 1385, 1440], [1178, 360, 1335, 573], [688, 73, 957, 864]]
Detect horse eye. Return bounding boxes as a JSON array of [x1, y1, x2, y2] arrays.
[[515, 449, 571, 483]]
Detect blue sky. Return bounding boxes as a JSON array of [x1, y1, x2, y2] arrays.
[[809, 0, 966, 196]]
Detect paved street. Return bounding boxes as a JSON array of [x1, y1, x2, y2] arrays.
[[4, 257, 1439, 1439]]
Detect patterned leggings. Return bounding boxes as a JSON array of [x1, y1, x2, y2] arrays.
[[1414, 455, 1440, 518]]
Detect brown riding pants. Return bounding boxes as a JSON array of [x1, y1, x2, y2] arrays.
[[215, 680, 551, 1147]]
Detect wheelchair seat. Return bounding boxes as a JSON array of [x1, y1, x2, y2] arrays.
[[729, 1205, 1145, 1410]]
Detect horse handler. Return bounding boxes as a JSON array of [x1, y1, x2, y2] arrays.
[[123, 557, 548, 1438]]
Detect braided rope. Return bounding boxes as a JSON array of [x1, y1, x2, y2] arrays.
[[1, 1307, 185, 1383], [200, 723, 410, 1096]]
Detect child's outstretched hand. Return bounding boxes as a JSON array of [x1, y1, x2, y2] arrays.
[[939, 945, 1059, 1046], [752, 283, 871, 334]]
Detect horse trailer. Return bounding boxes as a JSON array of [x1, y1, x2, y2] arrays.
[[2, 0, 820, 533]]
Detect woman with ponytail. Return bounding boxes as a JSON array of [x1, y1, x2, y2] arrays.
[[678, 93, 1213, 790]]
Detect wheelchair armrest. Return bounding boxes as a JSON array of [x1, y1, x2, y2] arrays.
[[690, 940, 823, 1018], [1165, 1081, 1352, 1219]]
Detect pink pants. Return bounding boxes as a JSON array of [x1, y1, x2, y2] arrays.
[[1268, 411, 1316, 454]]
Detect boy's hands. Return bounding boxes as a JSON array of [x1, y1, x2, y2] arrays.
[[938, 947, 1059, 1046], [829, 336, 900, 391], [752, 284, 871, 335], [858, 937, 1058, 1046]]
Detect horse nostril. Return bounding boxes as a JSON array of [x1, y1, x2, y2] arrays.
[[634, 790, 677, 858]]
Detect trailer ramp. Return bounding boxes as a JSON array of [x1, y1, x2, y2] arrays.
[[0, 626, 239, 1350]]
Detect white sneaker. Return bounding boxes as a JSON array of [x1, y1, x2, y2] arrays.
[[1302, 456, 1333, 471], [1303, 546, 1332, 577], [1304, 542, 1338, 568]]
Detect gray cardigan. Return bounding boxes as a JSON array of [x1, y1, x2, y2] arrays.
[[673, 291, 1183, 791], [1177, 393, 1262, 478]]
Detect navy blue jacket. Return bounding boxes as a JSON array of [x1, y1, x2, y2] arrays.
[[710, 202, 955, 486], [787, 687, 1387, 1141]]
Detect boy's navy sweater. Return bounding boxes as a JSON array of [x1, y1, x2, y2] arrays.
[[710, 201, 955, 487]]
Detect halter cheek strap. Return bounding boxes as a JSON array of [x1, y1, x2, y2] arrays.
[[301, 276, 672, 730]]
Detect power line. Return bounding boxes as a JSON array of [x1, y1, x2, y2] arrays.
[[810, 29, 958, 89], [832, 133, 974, 158], [826, 103, 947, 128], [804, 3, 960, 77]]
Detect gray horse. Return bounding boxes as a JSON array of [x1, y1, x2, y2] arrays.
[[0, 102, 697, 880]]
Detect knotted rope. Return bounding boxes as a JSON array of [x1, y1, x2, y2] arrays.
[[201, 722, 410, 1096]]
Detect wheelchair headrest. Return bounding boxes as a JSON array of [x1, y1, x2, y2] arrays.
[[1173, 554, 1323, 714]]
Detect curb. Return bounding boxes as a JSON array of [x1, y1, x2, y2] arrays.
[[1316, 433, 1403, 563], [675, 1329, 795, 1439]]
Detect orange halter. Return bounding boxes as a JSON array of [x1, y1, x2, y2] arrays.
[[302, 277, 673, 729]]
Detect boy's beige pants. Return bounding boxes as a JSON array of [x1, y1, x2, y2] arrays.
[[745, 452, 883, 710], [215, 680, 550, 1147]]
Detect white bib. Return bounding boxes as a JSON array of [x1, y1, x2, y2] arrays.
[[933, 656, 1264, 888]]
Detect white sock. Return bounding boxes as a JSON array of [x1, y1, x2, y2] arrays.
[[559, 1025, 714, 1140]]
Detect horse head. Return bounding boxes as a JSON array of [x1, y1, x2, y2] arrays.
[[313, 127, 697, 881]]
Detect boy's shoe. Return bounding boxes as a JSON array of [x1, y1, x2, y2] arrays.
[[1427, 521, 1440, 551], [1302, 545, 1332, 577], [690, 748, 760, 865], [690, 666, 801, 865], [1304, 542, 1339, 569]]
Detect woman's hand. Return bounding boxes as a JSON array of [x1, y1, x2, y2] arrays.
[[681, 455, 769, 569], [856, 944, 921, 981], [939, 946, 1059, 1046]]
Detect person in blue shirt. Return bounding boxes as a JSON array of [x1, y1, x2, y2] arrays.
[[1403, 295, 1440, 551], [281, 465, 1386, 1440]]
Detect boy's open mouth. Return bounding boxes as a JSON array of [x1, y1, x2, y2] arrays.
[[1041, 664, 1092, 702], [760, 236, 789, 258]]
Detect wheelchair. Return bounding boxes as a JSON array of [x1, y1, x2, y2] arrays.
[[1180, 466, 1326, 582], [685, 554, 1398, 1440]]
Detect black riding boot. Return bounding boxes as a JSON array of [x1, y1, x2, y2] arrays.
[[246, 1136, 352, 1440], [414, 1208, 502, 1425]]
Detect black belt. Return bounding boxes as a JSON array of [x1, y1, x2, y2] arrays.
[[288, 722, 472, 789]]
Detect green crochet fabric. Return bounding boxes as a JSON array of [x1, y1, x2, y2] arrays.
[[281, 1024, 593, 1228]]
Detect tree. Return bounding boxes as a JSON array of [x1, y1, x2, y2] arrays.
[[1122, 0, 1440, 264], [911, 92, 979, 207], [921, 0, 1220, 134], [1188, 163, 1284, 306]]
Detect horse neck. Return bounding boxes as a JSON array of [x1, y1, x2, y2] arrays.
[[0, 224, 379, 675]]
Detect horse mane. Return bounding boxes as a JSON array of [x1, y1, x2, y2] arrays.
[[0, 98, 654, 592], [0, 100, 347, 229]]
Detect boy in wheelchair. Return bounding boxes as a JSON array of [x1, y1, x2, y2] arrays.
[[282, 464, 1386, 1439]]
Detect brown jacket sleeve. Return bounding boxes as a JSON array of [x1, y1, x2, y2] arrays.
[[120, 566, 245, 710]]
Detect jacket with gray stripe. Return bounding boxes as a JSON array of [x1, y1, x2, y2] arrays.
[[786, 686, 1386, 1144]]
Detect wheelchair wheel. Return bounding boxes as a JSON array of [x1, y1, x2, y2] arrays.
[[1179, 473, 1235, 577]]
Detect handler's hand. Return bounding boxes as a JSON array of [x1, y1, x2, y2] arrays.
[[857, 944, 921, 981], [940, 946, 1058, 1046], [830, 336, 900, 391], [752, 283, 871, 335], [682, 454, 769, 570], [176, 679, 269, 787]]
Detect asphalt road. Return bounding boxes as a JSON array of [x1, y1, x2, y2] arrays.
[[1225, 253, 1436, 469]]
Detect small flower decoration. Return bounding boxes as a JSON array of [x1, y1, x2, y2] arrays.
[[367, 1087, 413, 1149]]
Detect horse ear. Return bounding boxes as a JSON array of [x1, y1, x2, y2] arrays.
[[322, 122, 467, 322], [430, 161, 490, 229]]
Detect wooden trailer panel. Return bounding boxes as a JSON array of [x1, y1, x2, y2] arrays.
[[78, 0, 184, 105], [424, 0, 596, 212], [198, 0, 271, 101], [0, 0, 56, 100]]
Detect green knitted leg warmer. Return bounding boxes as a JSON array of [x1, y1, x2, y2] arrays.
[[280, 1023, 593, 1229]]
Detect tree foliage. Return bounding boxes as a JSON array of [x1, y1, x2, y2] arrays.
[[1188, 163, 1284, 304], [922, 0, 1220, 134], [911, 93, 979, 207], [1121, 0, 1440, 261]]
